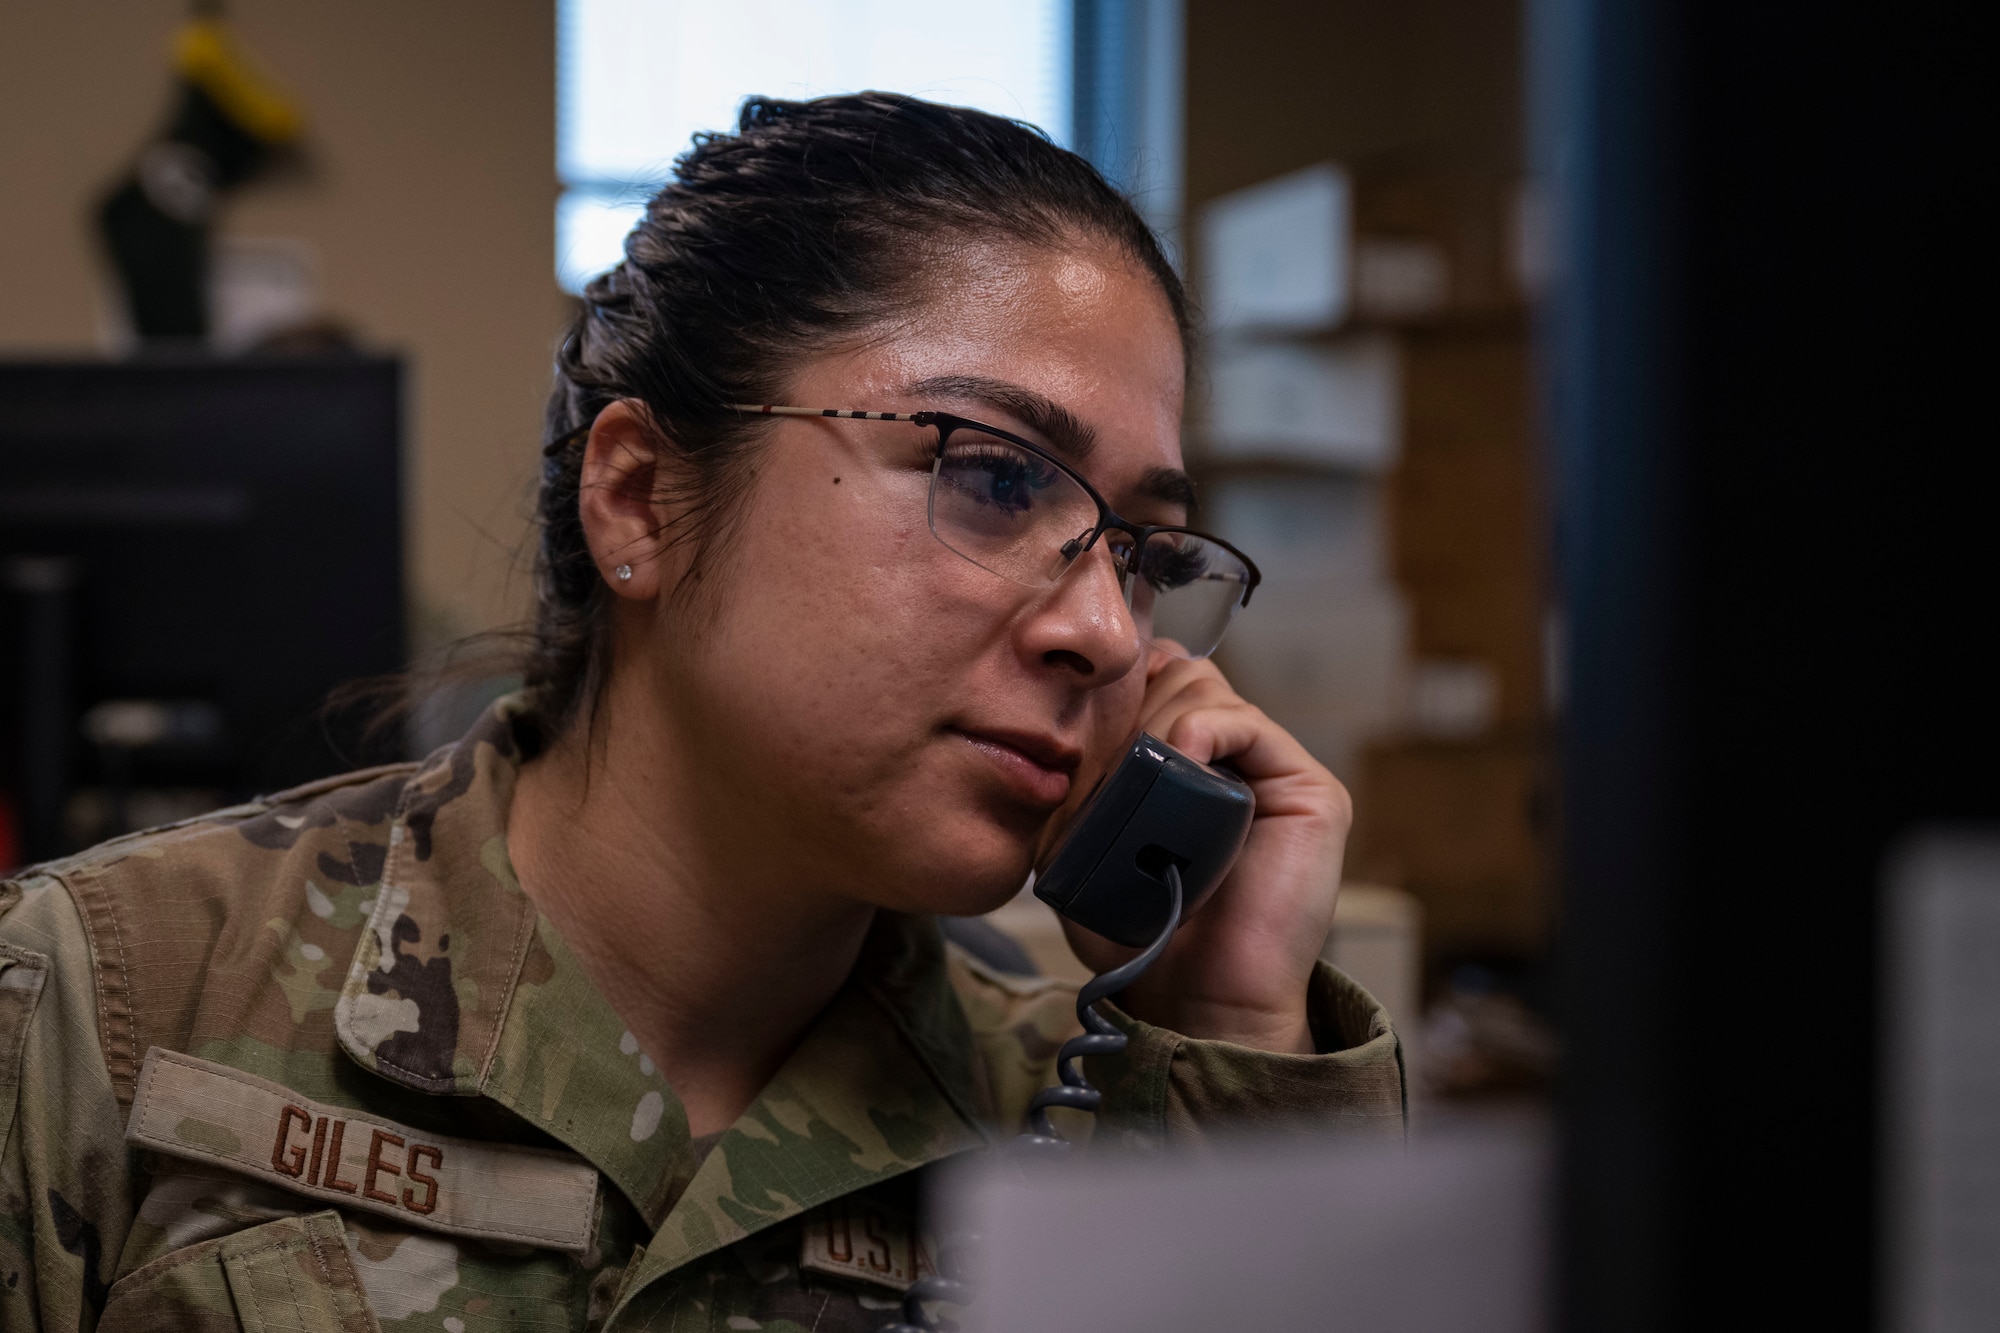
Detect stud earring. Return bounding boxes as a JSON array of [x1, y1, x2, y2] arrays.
[[614, 564, 632, 582]]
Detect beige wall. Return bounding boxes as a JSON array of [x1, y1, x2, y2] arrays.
[[0, 0, 564, 643]]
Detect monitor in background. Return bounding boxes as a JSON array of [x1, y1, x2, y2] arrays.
[[942, 1122, 1547, 1332], [0, 356, 405, 867]]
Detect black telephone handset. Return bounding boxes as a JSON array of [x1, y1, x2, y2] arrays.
[[887, 738, 1258, 1330], [1033, 732, 1256, 947]]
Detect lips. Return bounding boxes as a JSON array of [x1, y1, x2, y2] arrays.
[[950, 725, 1082, 808]]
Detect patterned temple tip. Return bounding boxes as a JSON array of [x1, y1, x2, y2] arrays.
[[726, 405, 926, 422]]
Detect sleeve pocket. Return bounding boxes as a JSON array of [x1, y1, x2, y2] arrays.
[[219, 1212, 381, 1333], [0, 943, 49, 1154]]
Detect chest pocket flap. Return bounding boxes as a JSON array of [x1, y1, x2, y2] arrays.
[[99, 1211, 379, 1333], [220, 1212, 380, 1333]]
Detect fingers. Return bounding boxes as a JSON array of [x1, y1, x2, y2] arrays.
[[1137, 657, 1289, 771], [1135, 652, 1343, 821], [1136, 651, 1233, 739]]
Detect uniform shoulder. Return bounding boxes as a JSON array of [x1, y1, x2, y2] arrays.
[[2, 761, 419, 1101], [23, 760, 418, 891], [0, 872, 84, 952], [942, 939, 1077, 1032]]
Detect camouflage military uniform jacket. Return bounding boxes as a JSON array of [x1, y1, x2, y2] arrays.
[[0, 700, 1404, 1332]]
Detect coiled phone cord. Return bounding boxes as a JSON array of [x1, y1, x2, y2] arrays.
[[1019, 863, 1185, 1151], [882, 865, 1186, 1333]]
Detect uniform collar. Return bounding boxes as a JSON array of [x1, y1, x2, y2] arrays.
[[334, 696, 992, 1250]]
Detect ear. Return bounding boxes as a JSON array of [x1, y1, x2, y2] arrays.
[[577, 399, 679, 600]]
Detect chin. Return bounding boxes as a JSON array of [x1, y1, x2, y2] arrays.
[[868, 815, 1038, 918], [838, 752, 1056, 915], [918, 874, 1032, 919]]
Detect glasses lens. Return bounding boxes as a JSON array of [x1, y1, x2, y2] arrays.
[[929, 428, 1101, 585], [1126, 531, 1253, 659]]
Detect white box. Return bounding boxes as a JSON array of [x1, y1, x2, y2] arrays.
[[1206, 471, 1391, 586], [1201, 162, 1351, 332], [1208, 473, 1411, 775], [1205, 334, 1401, 470], [1323, 884, 1423, 1047]]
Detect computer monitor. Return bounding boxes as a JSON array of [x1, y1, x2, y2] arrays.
[[1, 355, 406, 866]]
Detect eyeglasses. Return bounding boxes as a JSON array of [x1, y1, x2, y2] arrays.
[[729, 405, 1261, 660]]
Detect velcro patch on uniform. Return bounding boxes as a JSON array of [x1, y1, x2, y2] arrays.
[[799, 1194, 937, 1292], [127, 1048, 600, 1252]]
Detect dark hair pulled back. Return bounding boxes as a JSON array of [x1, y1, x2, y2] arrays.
[[530, 91, 1189, 737]]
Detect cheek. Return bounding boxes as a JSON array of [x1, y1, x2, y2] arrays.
[[682, 473, 987, 767], [1080, 670, 1148, 775]]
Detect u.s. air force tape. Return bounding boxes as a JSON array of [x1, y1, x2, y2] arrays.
[[127, 1048, 601, 1252], [799, 1193, 938, 1292]]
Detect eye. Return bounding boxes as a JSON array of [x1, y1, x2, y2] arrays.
[[940, 443, 1060, 514], [1140, 539, 1211, 591]]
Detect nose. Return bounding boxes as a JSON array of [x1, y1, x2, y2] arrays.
[[1013, 538, 1146, 684]]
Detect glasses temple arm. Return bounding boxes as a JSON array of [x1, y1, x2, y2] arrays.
[[726, 404, 933, 424]]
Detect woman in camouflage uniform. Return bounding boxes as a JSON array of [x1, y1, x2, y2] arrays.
[[0, 94, 1403, 1332]]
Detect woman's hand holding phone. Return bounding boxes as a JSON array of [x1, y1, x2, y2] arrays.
[[1057, 648, 1349, 1056]]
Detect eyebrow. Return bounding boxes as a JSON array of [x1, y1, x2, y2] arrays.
[[902, 374, 1098, 462], [900, 373, 1197, 515], [1137, 465, 1199, 513]]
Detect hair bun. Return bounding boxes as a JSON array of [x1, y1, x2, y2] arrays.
[[736, 96, 790, 131]]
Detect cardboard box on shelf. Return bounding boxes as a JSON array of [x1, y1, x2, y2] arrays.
[[1206, 470, 1395, 587], [1403, 579, 1543, 726], [1196, 330, 1547, 736], [1397, 329, 1533, 455], [1199, 163, 1533, 335], [1214, 580, 1409, 780], [1380, 327, 1546, 726], [1205, 471, 1411, 777], [1350, 173, 1531, 324], [1389, 330, 1537, 578], [1204, 334, 1402, 470], [1389, 448, 1536, 590], [1194, 319, 1534, 504], [1406, 658, 1501, 740], [1320, 884, 1423, 1044], [1346, 735, 1553, 962], [1200, 164, 1354, 334]]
